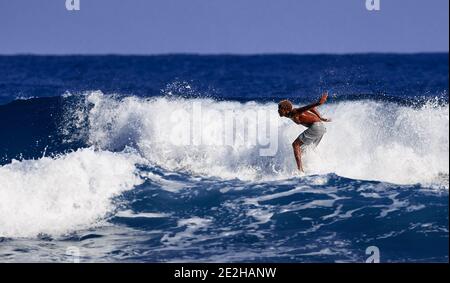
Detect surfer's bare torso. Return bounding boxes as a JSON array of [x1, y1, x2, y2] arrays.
[[289, 109, 323, 127]]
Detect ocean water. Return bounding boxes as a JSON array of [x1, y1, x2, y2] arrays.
[[0, 54, 448, 262]]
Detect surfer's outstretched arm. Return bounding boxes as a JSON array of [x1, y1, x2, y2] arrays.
[[295, 92, 328, 114], [310, 107, 332, 122], [309, 107, 323, 119]]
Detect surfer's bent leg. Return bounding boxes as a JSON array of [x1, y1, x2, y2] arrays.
[[292, 138, 304, 172]]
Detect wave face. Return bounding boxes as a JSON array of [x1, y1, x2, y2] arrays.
[[65, 91, 448, 185]]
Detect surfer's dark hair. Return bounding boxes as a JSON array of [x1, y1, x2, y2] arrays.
[[278, 100, 293, 112]]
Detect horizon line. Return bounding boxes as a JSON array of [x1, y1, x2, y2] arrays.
[[0, 51, 448, 57]]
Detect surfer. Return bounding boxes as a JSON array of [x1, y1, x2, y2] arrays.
[[278, 92, 331, 172]]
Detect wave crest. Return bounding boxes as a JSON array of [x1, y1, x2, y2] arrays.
[[66, 91, 449, 185]]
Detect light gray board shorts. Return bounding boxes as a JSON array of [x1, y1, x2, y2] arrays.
[[298, 122, 326, 149]]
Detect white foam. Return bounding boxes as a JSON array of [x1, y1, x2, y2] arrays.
[[0, 148, 143, 238], [161, 217, 212, 246], [307, 100, 449, 185], [115, 209, 171, 218], [246, 208, 274, 224], [141, 171, 189, 192], [72, 91, 448, 185]]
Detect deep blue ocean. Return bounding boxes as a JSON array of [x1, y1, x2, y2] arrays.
[[0, 54, 448, 262]]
